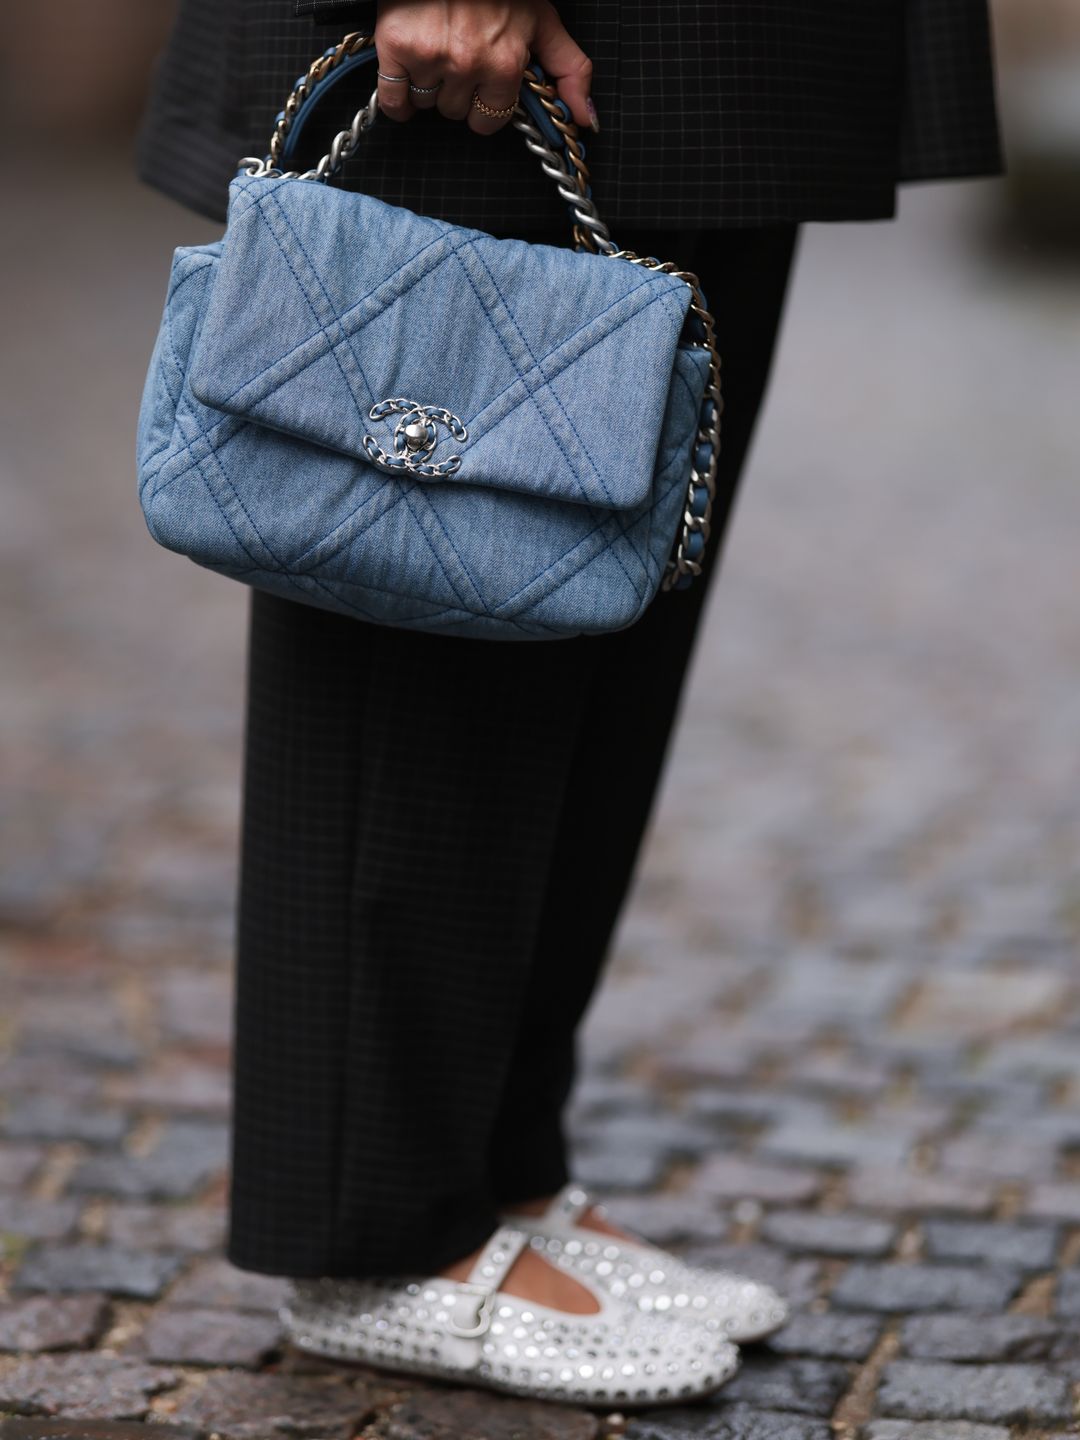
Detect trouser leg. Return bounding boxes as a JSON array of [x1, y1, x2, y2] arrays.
[[486, 227, 800, 1203], [228, 592, 608, 1276]]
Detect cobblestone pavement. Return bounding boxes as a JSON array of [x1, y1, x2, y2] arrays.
[[2, 156, 1080, 1438]]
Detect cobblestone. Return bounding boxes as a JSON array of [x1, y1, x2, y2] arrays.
[[876, 1360, 1074, 1425], [1056, 1268, 1080, 1317], [128, 1304, 282, 1366], [1015, 1182, 1080, 1222], [0, 1424, 201, 1440], [626, 1405, 834, 1440], [865, 1425, 1010, 1440], [759, 1120, 915, 1170], [0, 1145, 47, 1192], [154, 968, 234, 1047], [164, 1255, 290, 1312], [720, 1356, 852, 1415], [0, 1196, 82, 1242], [921, 1218, 1061, 1271], [759, 954, 915, 1026], [69, 1120, 228, 1202], [105, 1057, 231, 1116], [599, 1193, 732, 1246], [0, 1424, 197, 1440], [783, 1053, 893, 1100], [166, 1370, 376, 1439], [16, 1012, 141, 1070], [692, 1156, 824, 1206], [572, 1145, 668, 1191], [899, 1312, 1069, 1362], [100, 1201, 226, 1253], [0, 1295, 109, 1353], [5, 165, 1080, 1439], [935, 1132, 1061, 1181], [846, 1170, 998, 1217], [12, 1244, 184, 1299], [360, 1390, 599, 1439], [0, 1057, 102, 1103], [2, 1097, 129, 1147], [981, 1037, 1080, 1084], [0, 1355, 179, 1421], [765, 1311, 883, 1360], [899, 970, 1071, 1038], [829, 1263, 1022, 1314], [759, 1211, 897, 1257]]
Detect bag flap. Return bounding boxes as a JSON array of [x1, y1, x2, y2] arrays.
[[188, 176, 694, 511]]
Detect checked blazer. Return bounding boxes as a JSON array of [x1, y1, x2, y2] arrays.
[[138, 0, 1002, 232]]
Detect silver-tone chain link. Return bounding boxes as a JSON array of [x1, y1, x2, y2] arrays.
[[609, 254, 723, 590], [237, 31, 721, 590], [507, 107, 615, 254]]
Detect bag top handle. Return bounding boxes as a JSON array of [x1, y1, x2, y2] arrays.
[[240, 32, 614, 254]]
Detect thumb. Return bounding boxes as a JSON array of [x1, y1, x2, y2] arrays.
[[530, 4, 597, 134]]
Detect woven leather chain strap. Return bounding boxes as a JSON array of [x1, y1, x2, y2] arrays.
[[239, 32, 722, 591]]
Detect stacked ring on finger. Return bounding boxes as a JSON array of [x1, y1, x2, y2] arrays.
[[409, 81, 443, 95], [471, 91, 517, 119], [377, 70, 410, 84]]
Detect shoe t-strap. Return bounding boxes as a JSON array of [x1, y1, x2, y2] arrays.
[[445, 1225, 528, 1338]]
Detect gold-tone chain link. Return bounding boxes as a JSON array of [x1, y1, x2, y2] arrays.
[[268, 31, 375, 171], [516, 70, 594, 251]]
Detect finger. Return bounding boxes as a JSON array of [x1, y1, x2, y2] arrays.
[[530, 4, 595, 132], [436, 61, 475, 123], [467, 83, 520, 135], [406, 63, 444, 111], [467, 49, 526, 135], [375, 38, 415, 123]]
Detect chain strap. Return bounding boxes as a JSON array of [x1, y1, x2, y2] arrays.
[[238, 31, 721, 591], [611, 254, 723, 590], [240, 32, 379, 183]]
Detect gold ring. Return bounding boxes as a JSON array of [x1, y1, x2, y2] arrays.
[[471, 91, 517, 120]]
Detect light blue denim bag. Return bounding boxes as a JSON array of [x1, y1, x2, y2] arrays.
[[137, 33, 721, 639]]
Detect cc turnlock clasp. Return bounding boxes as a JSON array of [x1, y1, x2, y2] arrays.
[[361, 398, 468, 478]]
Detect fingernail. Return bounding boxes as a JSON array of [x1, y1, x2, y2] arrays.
[[586, 96, 600, 133]]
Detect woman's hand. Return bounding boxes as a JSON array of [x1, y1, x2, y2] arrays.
[[374, 0, 595, 137]]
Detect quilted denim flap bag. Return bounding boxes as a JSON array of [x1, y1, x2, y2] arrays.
[[191, 176, 695, 512], [138, 34, 722, 640]]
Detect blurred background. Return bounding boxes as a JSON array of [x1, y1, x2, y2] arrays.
[[1, 2, 1080, 1431]]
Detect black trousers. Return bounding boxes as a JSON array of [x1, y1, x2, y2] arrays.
[[226, 223, 799, 1278]]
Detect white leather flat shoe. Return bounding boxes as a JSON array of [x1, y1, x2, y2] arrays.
[[502, 1186, 790, 1343], [281, 1224, 740, 1408]]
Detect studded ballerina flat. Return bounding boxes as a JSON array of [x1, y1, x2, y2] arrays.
[[502, 1185, 789, 1343], [281, 1224, 740, 1409]]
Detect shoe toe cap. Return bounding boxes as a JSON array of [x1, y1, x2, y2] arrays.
[[711, 1279, 789, 1338]]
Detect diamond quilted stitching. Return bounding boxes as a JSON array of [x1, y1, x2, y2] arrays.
[[458, 238, 612, 506], [189, 177, 689, 511], [261, 185, 376, 421]]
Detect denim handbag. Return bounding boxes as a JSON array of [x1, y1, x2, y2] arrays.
[[137, 33, 721, 639]]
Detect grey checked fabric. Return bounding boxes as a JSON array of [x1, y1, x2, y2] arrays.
[[137, 0, 1002, 231]]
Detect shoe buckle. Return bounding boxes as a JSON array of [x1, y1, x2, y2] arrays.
[[445, 1282, 496, 1338]]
